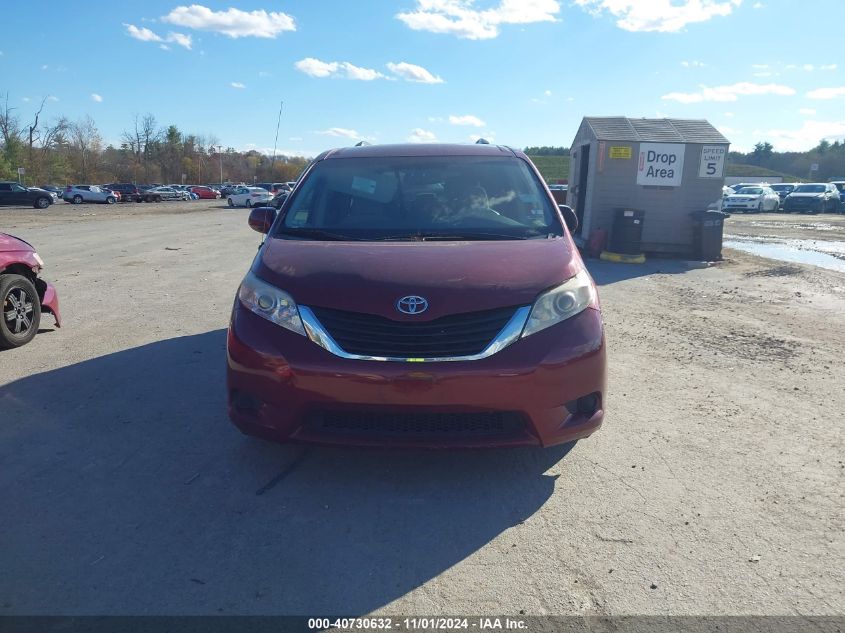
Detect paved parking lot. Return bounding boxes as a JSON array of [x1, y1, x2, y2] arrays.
[[1, 202, 843, 616]]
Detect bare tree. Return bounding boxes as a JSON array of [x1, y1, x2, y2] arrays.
[[27, 96, 48, 163], [70, 115, 101, 181], [121, 113, 161, 182], [0, 93, 23, 147]]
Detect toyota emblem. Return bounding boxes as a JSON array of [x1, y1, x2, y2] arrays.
[[396, 295, 429, 315]]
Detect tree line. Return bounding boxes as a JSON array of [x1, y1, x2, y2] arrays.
[[0, 93, 309, 186], [729, 141, 845, 181]]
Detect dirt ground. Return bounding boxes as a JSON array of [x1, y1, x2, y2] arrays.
[[0, 201, 842, 617]]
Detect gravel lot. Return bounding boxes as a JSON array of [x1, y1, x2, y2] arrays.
[[1, 202, 842, 616]]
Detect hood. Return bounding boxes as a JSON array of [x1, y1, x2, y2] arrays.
[[788, 192, 824, 198], [254, 237, 581, 320], [0, 233, 34, 253]]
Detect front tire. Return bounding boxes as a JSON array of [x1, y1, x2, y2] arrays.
[[0, 274, 41, 349], [73, 195, 83, 204], [228, 198, 234, 207], [246, 199, 252, 208], [757, 202, 763, 214], [106, 196, 116, 204], [34, 196, 50, 209]]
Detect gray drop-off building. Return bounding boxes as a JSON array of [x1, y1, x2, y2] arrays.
[[568, 117, 730, 256]]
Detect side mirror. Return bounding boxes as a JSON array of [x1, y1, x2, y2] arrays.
[[559, 204, 578, 233], [248, 206, 276, 234]]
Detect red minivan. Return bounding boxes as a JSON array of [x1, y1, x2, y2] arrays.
[[227, 143, 606, 448]]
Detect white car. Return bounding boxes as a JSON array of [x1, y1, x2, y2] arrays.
[[227, 186, 272, 208], [62, 185, 117, 204], [721, 186, 780, 213]]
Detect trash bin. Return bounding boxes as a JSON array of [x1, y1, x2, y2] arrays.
[[690, 210, 729, 260], [610, 208, 645, 254]]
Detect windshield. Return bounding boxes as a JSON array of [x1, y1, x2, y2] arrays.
[[771, 185, 793, 192], [794, 184, 825, 193], [734, 187, 762, 194], [276, 156, 562, 241]]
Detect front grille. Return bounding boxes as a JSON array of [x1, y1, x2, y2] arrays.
[[308, 305, 518, 358], [305, 410, 526, 438]]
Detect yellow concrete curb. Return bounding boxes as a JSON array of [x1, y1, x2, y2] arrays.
[[599, 251, 646, 264]]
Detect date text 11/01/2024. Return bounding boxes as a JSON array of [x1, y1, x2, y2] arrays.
[[307, 617, 528, 630]]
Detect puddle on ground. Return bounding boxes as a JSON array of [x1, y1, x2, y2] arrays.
[[724, 235, 845, 273]]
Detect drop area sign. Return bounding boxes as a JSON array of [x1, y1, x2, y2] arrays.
[[637, 143, 685, 187]]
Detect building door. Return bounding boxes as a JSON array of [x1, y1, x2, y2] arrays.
[[575, 144, 590, 234]]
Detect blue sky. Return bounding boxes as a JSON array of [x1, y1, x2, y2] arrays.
[[3, 0, 844, 155]]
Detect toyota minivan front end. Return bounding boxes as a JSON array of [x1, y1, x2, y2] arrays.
[[226, 143, 606, 448]]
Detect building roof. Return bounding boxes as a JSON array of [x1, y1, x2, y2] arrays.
[[582, 117, 729, 144]]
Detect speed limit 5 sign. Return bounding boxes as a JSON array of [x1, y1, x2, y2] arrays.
[[699, 145, 726, 178]]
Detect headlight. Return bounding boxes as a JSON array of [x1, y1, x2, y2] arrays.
[[32, 252, 45, 267], [522, 269, 596, 338], [238, 271, 305, 336]]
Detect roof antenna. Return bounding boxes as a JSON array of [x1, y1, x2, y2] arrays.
[[355, 140, 371, 147], [269, 100, 283, 174], [475, 138, 490, 145]]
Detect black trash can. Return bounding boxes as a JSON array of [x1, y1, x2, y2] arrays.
[[610, 208, 645, 254], [690, 210, 729, 260]]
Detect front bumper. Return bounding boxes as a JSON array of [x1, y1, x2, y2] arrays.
[[37, 280, 61, 327], [226, 302, 606, 448]]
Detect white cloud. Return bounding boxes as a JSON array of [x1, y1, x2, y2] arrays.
[[806, 86, 845, 99], [662, 82, 796, 103], [544, 89, 552, 96], [396, 0, 560, 40], [230, 82, 245, 89], [753, 72, 777, 78], [799, 108, 817, 115], [124, 23, 192, 49], [408, 128, 438, 142], [681, 60, 706, 68], [167, 32, 193, 49], [161, 4, 296, 38], [160, 44, 171, 51], [717, 126, 738, 135], [428, 116, 445, 123], [820, 64, 837, 71], [765, 120, 845, 152], [753, 2, 764, 8], [289, 136, 303, 141], [91, 93, 103, 102], [723, 111, 734, 117], [258, 71, 272, 77], [294, 58, 385, 81], [386, 61, 444, 84], [317, 128, 364, 139], [575, 0, 740, 32], [41, 64, 48, 71], [47, 96, 59, 102], [21, 97, 31, 103], [449, 114, 486, 127]]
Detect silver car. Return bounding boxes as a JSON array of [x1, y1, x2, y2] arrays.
[[146, 186, 183, 201], [62, 185, 117, 204]]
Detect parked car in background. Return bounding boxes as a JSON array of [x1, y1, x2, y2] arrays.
[[104, 183, 143, 202], [769, 183, 798, 209], [721, 186, 780, 213], [145, 186, 182, 201], [255, 182, 289, 195], [63, 185, 116, 204], [38, 185, 64, 198], [227, 186, 272, 208], [1, 232, 61, 348], [0, 182, 54, 209], [783, 183, 841, 214], [830, 181, 845, 205], [258, 191, 288, 210], [731, 182, 768, 192], [191, 185, 221, 199], [707, 186, 735, 212], [99, 186, 121, 202], [220, 185, 238, 197], [228, 142, 604, 448]]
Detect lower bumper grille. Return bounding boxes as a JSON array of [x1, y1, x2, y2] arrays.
[[305, 410, 527, 438]]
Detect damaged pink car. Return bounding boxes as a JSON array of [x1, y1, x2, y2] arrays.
[[0, 232, 61, 348]]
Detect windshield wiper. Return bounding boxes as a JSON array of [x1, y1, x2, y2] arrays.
[[374, 232, 534, 241], [278, 228, 362, 241]]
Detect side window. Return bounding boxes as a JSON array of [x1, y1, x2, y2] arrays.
[[12, 184, 27, 192], [0, 183, 11, 191]]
